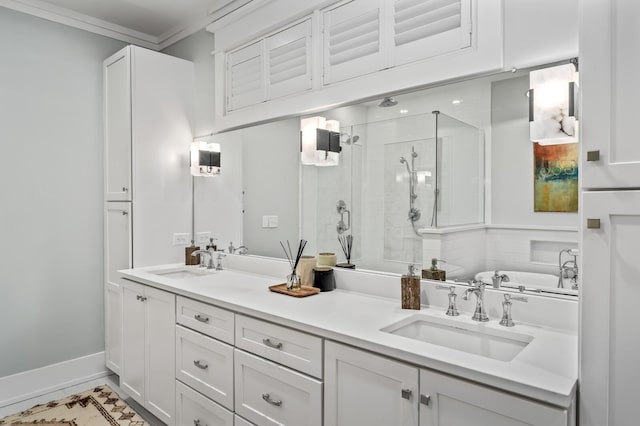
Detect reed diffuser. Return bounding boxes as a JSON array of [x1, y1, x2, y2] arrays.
[[280, 239, 307, 291], [336, 235, 355, 269]]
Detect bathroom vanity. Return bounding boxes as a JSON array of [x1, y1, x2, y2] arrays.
[[112, 256, 577, 426]]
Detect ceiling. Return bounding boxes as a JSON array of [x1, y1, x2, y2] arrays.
[[1, 0, 248, 49]]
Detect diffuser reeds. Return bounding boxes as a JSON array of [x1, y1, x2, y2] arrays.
[[338, 234, 353, 265], [280, 239, 307, 290]]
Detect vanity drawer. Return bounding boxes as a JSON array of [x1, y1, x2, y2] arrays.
[[177, 296, 235, 344], [235, 315, 322, 378], [176, 380, 233, 426], [176, 325, 234, 410], [234, 415, 255, 426], [234, 349, 322, 426]]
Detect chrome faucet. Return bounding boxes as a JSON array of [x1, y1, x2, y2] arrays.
[[234, 245, 249, 255], [192, 249, 214, 269], [491, 270, 510, 289], [558, 248, 579, 290], [215, 252, 226, 271], [462, 280, 489, 322], [499, 294, 528, 327]]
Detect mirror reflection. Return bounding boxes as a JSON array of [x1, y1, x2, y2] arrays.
[[223, 62, 579, 298]]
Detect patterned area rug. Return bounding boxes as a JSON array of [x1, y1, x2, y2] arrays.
[[0, 386, 148, 426]]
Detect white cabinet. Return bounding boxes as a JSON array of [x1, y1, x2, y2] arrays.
[[104, 202, 130, 375], [104, 50, 132, 201], [121, 281, 176, 425], [324, 341, 419, 426], [581, 191, 640, 426], [234, 349, 322, 426], [580, 0, 640, 189], [419, 369, 568, 426], [176, 380, 234, 426]]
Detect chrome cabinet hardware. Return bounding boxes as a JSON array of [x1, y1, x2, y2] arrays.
[[262, 393, 282, 407], [462, 280, 489, 322], [586, 150, 600, 161], [193, 420, 207, 426], [401, 389, 412, 400], [193, 360, 208, 370], [136, 295, 146, 302], [587, 218, 601, 229], [436, 285, 459, 316], [420, 394, 431, 406], [122, 187, 129, 192], [121, 210, 128, 216], [262, 338, 283, 349], [194, 314, 210, 323]]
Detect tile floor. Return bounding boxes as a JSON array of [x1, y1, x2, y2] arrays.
[[0, 374, 165, 425]]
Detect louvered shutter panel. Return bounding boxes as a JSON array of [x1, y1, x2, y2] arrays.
[[323, 0, 385, 85], [226, 40, 264, 111], [266, 19, 313, 100], [393, 0, 471, 66]]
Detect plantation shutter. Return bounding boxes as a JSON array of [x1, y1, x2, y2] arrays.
[[226, 40, 264, 111]]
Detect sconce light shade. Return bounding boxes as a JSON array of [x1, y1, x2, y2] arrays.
[[529, 63, 578, 145], [190, 141, 220, 176], [300, 117, 341, 166]]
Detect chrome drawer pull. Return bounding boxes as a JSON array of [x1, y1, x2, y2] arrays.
[[401, 389, 412, 400], [263, 338, 283, 350], [194, 314, 210, 323], [193, 360, 208, 370], [586, 150, 600, 162], [587, 218, 601, 229], [262, 393, 282, 407], [136, 295, 146, 302], [193, 420, 207, 426], [420, 394, 431, 406]]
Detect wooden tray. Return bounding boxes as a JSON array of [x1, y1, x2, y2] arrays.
[[269, 283, 320, 297]]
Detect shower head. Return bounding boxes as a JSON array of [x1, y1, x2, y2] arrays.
[[378, 96, 398, 107], [400, 157, 407, 164]]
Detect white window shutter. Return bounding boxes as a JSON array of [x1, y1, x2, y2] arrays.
[[226, 40, 265, 111], [266, 19, 313, 100], [393, 0, 472, 66], [322, 0, 385, 85]]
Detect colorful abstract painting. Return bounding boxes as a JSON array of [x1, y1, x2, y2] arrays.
[[533, 143, 578, 212]]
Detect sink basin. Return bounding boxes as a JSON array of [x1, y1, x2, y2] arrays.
[[381, 316, 533, 361], [150, 268, 212, 279]]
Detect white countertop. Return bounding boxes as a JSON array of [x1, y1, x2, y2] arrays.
[[119, 263, 578, 408]]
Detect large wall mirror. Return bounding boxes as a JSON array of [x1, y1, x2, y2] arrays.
[[214, 61, 579, 298]]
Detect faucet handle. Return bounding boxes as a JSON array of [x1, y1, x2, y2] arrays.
[[499, 294, 528, 327], [436, 285, 459, 316]]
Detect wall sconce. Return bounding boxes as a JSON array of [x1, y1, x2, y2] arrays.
[[300, 116, 341, 166], [529, 61, 578, 145], [190, 141, 220, 176]]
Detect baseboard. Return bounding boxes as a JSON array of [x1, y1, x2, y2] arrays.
[[0, 352, 109, 408]]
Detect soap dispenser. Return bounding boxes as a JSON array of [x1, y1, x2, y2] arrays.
[[422, 258, 446, 281], [206, 237, 218, 252], [185, 240, 200, 266], [401, 264, 421, 310]]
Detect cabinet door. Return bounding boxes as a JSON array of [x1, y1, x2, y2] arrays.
[[226, 41, 265, 111], [266, 19, 313, 100], [392, 0, 472, 67], [104, 48, 132, 201], [145, 286, 176, 425], [121, 280, 146, 405], [324, 341, 419, 426], [322, 0, 385, 85], [419, 369, 567, 426], [581, 0, 640, 188], [581, 191, 640, 426], [105, 281, 123, 375]]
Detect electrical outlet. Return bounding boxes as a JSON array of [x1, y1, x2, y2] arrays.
[[196, 232, 212, 244], [172, 233, 190, 246], [269, 215, 279, 228], [262, 216, 270, 228]]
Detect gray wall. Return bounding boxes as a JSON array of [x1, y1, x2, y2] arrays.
[[0, 8, 126, 376]]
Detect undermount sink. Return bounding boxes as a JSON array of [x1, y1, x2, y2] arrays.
[[150, 268, 212, 279], [381, 315, 533, 362]]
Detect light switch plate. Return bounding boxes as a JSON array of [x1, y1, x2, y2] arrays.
[[172, 233, 190, 245], [262, 216, 269, 228], [196, 232, 212, 244], [269, 215, 279, 228]]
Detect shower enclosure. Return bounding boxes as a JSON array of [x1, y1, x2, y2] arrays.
[[302, 111, 484, 273]]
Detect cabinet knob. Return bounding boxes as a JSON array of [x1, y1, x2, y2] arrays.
[[121, 211, 128, 216], [420, 394, 431, 406], [136, 295, 146, 301], [587, 218, 601, 229], [262, 393, 282, 407], [194, 314, 210, 323], [401, 389, 412, 400], [193, 360, 209, 370], [586, 150, 600, 162], [122, 187, 129, 192], [263, 338, 283, 350], [193, 420, 207, 426]]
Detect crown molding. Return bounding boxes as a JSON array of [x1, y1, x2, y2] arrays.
[[0, 0, 253, 51]]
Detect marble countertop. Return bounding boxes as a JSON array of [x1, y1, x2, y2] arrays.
[[119, 263, 578, 408]]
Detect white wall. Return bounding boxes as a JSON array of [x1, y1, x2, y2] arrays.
[[0, 8, 126, 376]]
